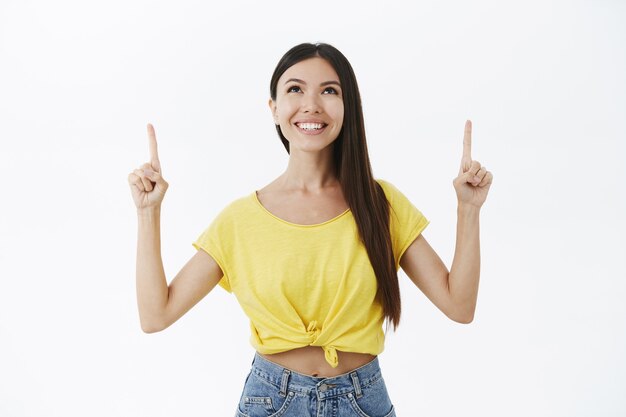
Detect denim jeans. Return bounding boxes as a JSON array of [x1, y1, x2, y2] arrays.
[[235, 352, 396, 417]]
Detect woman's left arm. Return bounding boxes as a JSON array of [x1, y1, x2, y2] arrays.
[[400, 120, 493, 323]]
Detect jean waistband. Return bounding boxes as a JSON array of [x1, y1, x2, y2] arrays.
[[249, 352, 382, 399]]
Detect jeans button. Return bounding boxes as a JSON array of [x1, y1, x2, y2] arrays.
[[319, 383, 328, 392]]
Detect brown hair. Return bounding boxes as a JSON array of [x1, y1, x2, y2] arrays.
[[269, 43, 401, 330]]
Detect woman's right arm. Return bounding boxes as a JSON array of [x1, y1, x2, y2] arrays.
[[130, 124, 223, 333], [136, 207, 223, 333]]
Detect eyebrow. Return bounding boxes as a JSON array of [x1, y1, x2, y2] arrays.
[[284, 78, 341, 88]]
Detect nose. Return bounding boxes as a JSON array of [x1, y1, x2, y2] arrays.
[[302, 93, 322, 113]]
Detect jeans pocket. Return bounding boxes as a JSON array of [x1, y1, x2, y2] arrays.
[[346, 376, 395, 417], [237, 372, 296, 417]]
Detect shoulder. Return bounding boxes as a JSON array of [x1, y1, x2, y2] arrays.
[[373, 178, 429, 259], [224, 193, 254, 212], [374, 178, 425, 217], [374, 178, 404, 202], [374, 178, 392, 190], [210, 192, 255, 224]]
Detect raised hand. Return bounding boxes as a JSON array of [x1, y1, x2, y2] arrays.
[[452, 120, 493, 208], [128, 123, 169, 210]]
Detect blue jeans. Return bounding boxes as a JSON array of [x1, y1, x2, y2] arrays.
[[235, 352, 396, 417]]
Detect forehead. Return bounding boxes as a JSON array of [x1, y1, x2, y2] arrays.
[[278, 57, 339, 84]]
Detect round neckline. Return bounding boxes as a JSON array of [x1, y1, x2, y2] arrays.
[[252, 191, 351, 228]]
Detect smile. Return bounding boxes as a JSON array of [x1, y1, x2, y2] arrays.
[[295, 122, 328, 135], [296, 122, 326, 130]]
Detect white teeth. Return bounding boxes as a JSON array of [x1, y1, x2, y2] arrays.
[[298, 123, 324, 130]]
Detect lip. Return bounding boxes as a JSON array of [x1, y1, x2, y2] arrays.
[[294, 122, 328, 136], [294, 119, 328, 125], [292, 119, 329, 136]]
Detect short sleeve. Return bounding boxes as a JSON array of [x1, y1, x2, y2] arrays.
[[376, 179, 430, 269], [192, 207, 233, 293]]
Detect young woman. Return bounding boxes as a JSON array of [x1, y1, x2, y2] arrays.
[[128, 42, 493, 417]]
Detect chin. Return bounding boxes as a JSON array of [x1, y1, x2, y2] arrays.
[[288, 139, 337, 153], [283, 134, 329, 147]]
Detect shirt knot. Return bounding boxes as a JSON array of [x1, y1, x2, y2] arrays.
[[305, 321, 337, 367], [323, 345, 339, 368], [306, 320, 320, 341]]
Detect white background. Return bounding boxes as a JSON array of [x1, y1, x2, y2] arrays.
[[1, 0, 625, 416]]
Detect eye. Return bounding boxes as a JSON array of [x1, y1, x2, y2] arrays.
[[322, 87, 339, 95], [287, 85, 302, 93]]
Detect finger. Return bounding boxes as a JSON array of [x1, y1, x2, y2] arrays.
[[462, 161, 482, 186], [147, 123, 161, 173], [475, 166, 487, 180], [478, 171, 493, 187], [463, 120, 472, 161], [458, 120, 472, 174], [128, 173, 146, 192], [467, 160, 481, 176], [134, 168, 153, 192], [139, 169, 153, 192], [472, 166, 487, 186]]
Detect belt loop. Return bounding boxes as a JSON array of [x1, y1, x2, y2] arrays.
[[350, 372, 363, 399], [279, 369, 291, 397]]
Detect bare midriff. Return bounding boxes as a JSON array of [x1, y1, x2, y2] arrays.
[[259, 346, 376, 377]]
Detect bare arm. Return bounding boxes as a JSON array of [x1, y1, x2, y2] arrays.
[[135, 207, 168, 332], [399, 120, 492, 323], [130, 124, 223, 333], [399, 206, 480, 324], [136, 207, 223, 333]]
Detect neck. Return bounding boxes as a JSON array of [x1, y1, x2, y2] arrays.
[[280, 148, 338, 192]]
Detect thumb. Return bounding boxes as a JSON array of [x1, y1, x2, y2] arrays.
[[461, 169, 481, 186], [143, 169, 169, 190], [152, 160, 162, 174]]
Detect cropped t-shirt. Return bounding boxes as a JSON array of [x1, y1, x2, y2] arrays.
[[192, 178, 429, 368]]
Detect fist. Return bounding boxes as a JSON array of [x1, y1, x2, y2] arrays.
[[452, 120, 493, 208], [128, 123, 169, 210]]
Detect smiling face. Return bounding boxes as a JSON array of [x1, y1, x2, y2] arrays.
[[269, 57, 344, 154]]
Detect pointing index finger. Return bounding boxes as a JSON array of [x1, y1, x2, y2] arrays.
[[463, 119, 472, 161], [147, 123, 161, 172]]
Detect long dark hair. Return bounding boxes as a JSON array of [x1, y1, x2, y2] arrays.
[[270, 43, 401, 330]]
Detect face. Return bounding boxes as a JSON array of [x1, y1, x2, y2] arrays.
[[269, 57, 344, 154]]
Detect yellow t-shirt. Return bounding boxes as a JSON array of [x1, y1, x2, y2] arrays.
[[192, 178, 429, 368]]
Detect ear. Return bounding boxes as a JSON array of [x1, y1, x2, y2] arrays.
[[268, 98, 278, 125]]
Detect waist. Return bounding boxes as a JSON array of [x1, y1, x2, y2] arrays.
[[259, 346, 377, 378], [251, 351, 382, 395]]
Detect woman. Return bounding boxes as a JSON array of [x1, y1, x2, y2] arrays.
[[128, 42, 493, 417]]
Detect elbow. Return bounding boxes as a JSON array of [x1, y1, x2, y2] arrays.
[[453, 314, 474, 324], [446, 307, 475, 324], [139, 317, 167, 334], [141, 323, 162, 334]]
